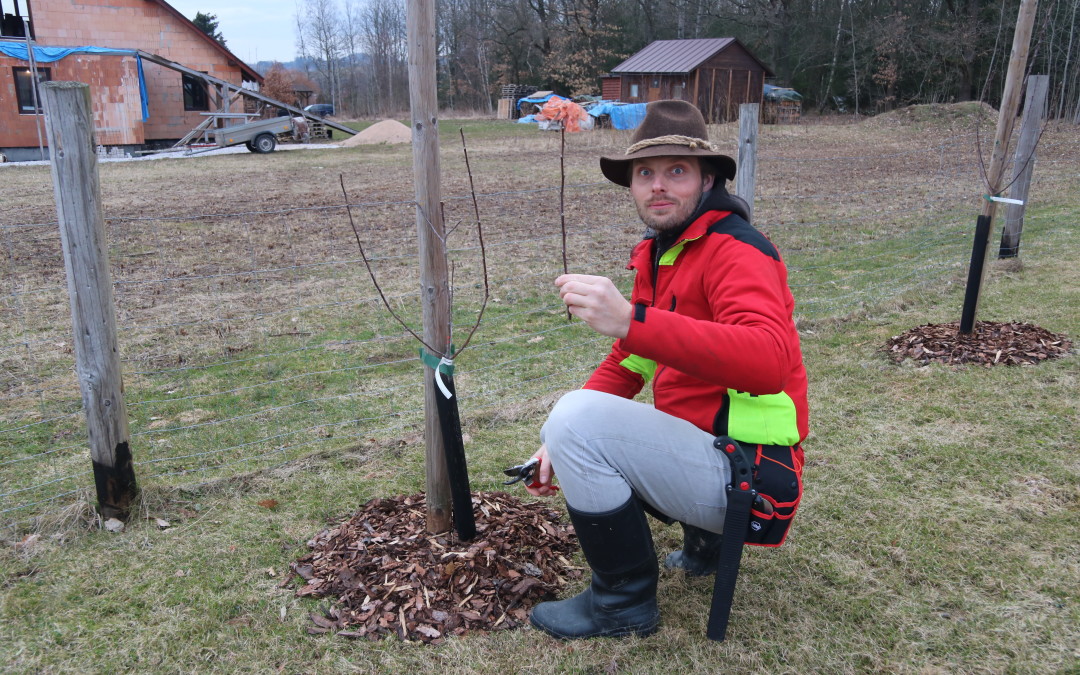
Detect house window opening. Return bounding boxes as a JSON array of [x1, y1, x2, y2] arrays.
[[13, 66, 50, 114], [183, 73, 210, 111], [1, 0, 33, 38], [630, 83, 639, 98]]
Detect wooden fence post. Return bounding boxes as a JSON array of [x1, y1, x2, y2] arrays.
[[998, 74, 1049, 258], [41, 81, 137, 519], [958, 0, 1038, 334], [406, 0, 453, 534], [736, 103, 759, 223]]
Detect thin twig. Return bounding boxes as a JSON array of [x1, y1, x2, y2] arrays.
[[453, 128, 490, 357], [339, 174, 437, 354], [444, 202, 455, 329], [448, 258, 455, 342], [443, 198, 464, 238], [559, 126, 571, 321], [996, 114, 1051, 197]]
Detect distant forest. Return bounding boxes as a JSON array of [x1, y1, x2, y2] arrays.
[[274, 0, 1079, 119]]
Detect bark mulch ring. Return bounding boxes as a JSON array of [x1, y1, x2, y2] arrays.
[[285, 491, 581, 644], [884, 320, 1072, 367]]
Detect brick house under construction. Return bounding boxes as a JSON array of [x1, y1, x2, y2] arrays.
[[601, 38, 773, 123], [0, 0, 263, 161]]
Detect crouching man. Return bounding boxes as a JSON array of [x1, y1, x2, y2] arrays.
[[526, 100, 809, 639]]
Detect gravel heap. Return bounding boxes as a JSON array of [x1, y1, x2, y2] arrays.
[[341, 119, 412, 146]]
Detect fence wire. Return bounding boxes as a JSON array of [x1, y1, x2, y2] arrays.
[[2, 126, 1077, 533]]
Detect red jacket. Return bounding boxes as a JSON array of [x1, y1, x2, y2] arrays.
[[583, 209, 809, 446]]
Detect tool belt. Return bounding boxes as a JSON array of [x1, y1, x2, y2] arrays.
[[637, 436, 805, 641]]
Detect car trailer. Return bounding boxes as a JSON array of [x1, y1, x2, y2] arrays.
[[211, 115, 295, 153]]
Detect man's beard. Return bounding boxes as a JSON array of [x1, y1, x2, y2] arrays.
[[635, 186, 705, 232]]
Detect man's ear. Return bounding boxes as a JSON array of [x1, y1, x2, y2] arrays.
[[702, 172, 715, 191]]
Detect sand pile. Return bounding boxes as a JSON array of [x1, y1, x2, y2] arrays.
[[342, 119, 412, 146]]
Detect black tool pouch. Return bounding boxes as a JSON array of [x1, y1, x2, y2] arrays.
[[743, 443, 804, 547]]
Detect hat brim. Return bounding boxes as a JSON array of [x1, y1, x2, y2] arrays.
[[600, 144, 737, 187]]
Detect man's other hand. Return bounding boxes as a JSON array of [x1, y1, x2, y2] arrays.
[[555, 274, 632, 339], [525, 444, 559, 497]]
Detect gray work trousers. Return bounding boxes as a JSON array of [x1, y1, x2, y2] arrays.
[[541, 389, 731, 532]]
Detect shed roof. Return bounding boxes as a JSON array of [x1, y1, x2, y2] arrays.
[[611, 38, 771, 76]]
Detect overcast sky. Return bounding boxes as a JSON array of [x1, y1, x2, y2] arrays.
[[166, 1, 300, 65]]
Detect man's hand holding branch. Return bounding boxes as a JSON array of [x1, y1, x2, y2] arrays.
[[555, 274, 632, 339]]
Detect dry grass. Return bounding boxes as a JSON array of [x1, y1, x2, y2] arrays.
[[1, 110, 1078, 673]]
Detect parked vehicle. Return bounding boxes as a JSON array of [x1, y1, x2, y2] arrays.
[[304, 103, 335, 117], [211, 117, 294, 153]]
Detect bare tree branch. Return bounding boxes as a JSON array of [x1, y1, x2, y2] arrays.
[[452, 128, 491, 357], [339, 174, 437, 354], [560, 126, 571, 321]]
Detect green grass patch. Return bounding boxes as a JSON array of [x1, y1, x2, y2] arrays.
[[3, 208, 1077, 673]]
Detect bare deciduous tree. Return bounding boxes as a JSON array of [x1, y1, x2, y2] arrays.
[[278, 0, 1080, 119], [296, 0, 344, 111]]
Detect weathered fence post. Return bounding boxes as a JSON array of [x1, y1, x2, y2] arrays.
[[736, 103, 758, 223], [998, 74, 1049, 258], [958, 0, 1038, 334], [41, 81, 137, 519], [406, 0, 453, 534]]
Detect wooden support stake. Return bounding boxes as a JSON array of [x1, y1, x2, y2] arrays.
[[406, 0, 453, 534], [959, 0, 1038, 334], [41, 82, 137, 519], [709, 69, 717, 123], [726, 70, 733, 121], [999, 74, 1049, 258], [737, 103, 759, 223]]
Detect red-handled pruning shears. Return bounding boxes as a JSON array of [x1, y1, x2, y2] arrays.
[[502, 457, 559, 490]]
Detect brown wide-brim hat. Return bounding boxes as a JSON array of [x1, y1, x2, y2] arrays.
[[600, 99, 736, 187]]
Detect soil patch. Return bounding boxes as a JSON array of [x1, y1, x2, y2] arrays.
[[342, 119, 412, 146], [864, 102, 998, 130], [287, 491, 580, 644], [884, 321, 1072, 366]]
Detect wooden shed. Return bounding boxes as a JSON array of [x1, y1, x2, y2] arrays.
[[604, 38, 773, 123]]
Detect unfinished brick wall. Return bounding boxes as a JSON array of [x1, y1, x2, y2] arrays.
[[5, 0, 253, 146]]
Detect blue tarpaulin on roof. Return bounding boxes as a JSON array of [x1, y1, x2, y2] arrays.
[[0, 44, 149, 121], [588, 102, 647, 130]]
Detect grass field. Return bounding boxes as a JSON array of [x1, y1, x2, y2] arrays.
[[1, 111, 1077, 673]]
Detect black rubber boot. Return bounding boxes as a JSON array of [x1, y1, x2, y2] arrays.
[[664, 522, 722, 577], [529, 498, 660, 639]]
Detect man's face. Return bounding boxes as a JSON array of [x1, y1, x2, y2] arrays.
[[630, 156, 715, 232]]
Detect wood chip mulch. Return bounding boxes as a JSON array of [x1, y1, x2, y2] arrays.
[[884, 321, 1072, 366], [286, 491, 581, 644]]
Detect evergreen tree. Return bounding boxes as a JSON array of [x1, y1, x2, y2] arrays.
[[193, 11, 227, 47]]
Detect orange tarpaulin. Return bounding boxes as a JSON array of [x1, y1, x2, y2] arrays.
[[537, 98, 590, 132]]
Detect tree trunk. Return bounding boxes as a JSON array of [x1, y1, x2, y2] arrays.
[[820, 0, 847, 113]]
